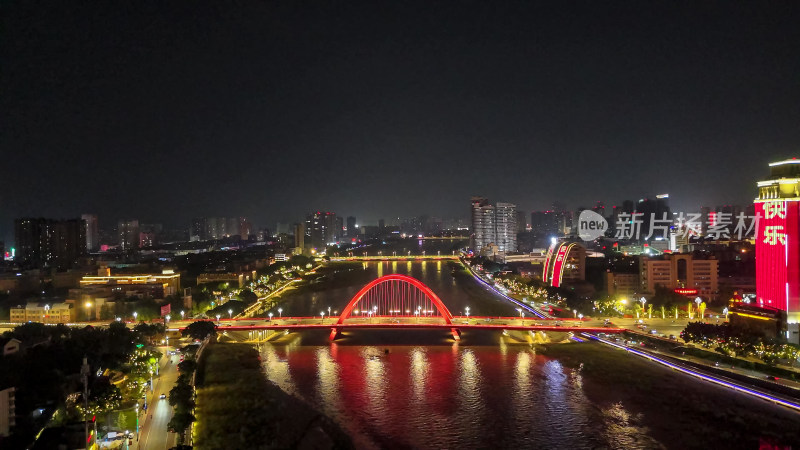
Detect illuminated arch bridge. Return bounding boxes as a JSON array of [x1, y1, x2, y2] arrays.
[[329, 274, 460, 340]]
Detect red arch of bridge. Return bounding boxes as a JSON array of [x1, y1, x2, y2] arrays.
[[335, 274, 454, 325]]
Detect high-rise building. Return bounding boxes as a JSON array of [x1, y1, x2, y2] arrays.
[[137, 224, 161, 248], [495, 203, 518, 252], [191, 218, 207, 241], [530, 210, 566, 237], [755, 159, 800, 328], [239, 217, 252, 239], [81, 214, 98, 251], [516, 210, 528, 232], [206, 217, 222, 239], [293, 223, 305, 250], [15, 218, 86, 270], [471, 198, 517, 254], [117, 219, 139, 251], [305, 212, 338, 249], [471, 197, 494, 253], [346, 216, 357, 238], [592, 201, 606, 216], [635, 195, 670, 242], [226, 217, 240, 237], [335, 216, 344, 241]]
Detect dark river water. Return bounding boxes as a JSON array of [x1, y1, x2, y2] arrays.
[[260, 329, 662, 449], [256, 262, 800, 449]]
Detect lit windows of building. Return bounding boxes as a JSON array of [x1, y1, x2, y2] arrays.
[[638, 253, 718, 301], [471, 198, 518, 255], [9, 303, 74, 324], [79, 271, 181, 297]]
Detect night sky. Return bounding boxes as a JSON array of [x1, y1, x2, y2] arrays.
[[3, 2, 800, 241]]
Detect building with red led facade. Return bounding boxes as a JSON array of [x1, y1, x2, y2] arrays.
[[755, 159, 800, 343], [542, 242, 586, 287]]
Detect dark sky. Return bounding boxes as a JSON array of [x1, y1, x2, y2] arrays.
[[3, 1, 800, 241]]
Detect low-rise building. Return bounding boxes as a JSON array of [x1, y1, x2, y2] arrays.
[[196, 272, 254, 288], [79, 271, 180, 298], [0, 387, 15, 437], [606, 272, 640, 297], [639, 253, 719, 301], [9, 303, 75, 324]]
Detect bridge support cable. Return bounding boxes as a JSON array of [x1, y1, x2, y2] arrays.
[[331, 274, 456, 340]]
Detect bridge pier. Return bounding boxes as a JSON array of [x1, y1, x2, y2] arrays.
[[451, 328, 461, 341], [329, 327, 340, 341]]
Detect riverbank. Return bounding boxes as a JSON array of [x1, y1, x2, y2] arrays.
[[542, 342, 800, 448], [193, 343, 352, 449]]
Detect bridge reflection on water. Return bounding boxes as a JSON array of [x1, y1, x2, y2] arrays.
[[257, 328, 658, 449]]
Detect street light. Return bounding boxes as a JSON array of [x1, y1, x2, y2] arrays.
[[521, 311, 525, 324], [165, 314, 170, 324], [180, 310, 185, 320], [216, 314, 221, 323], [228, 308, 233, 319], [44, 304, 50, 321], [578, 313, 583, 320], [573, 309, 577, 318], [85, 301, 93, 321], [723, 307, 729, 319], [268, 312, 273, 321], [133, 311, 138, 322], [465, 306, 470, 321], [639, 297, 647, 319], [321, 311, 325, 323], [135, 403, 139, 436], [278, 307, 282, 318]]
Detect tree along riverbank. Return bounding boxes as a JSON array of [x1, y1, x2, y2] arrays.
[[193, 343, 353, 449]]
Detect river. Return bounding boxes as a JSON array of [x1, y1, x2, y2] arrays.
[[256, 261, 800, 449]]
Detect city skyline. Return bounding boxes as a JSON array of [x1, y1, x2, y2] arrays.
[[4, 2, 800, 448]]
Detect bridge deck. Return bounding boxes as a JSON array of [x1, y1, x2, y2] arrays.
[[193, 322, 624, 334]]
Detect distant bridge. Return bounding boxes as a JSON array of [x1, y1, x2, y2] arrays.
[[329, 255, 459, 261]]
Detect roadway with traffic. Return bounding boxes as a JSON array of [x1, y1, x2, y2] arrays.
[[129, 345, 179, 450]]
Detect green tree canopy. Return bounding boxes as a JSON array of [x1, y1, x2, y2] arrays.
[[182, 320, 217, 341]]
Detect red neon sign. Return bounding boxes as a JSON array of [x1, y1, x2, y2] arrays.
[[674, 288, 698, 295], [755, 200, 800, 314]]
